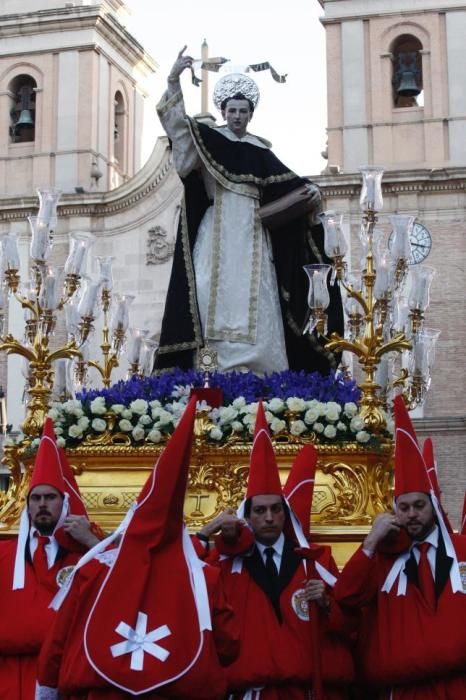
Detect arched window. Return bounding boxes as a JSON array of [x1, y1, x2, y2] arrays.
[[391, 35, 423, 108], [9, 74, 37, 143], [113, 90, 126, 168]]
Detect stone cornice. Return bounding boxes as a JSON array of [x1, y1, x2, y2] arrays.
[[0, 5, 157, 75], [312, 167, 466, 197], [0, 137, 174, 221]]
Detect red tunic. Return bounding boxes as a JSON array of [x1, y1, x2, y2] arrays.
[[217, 539, 354, 700], [38, 555, 239, 699], [0, 537, 80, 700], [334, 536, 466, 699]]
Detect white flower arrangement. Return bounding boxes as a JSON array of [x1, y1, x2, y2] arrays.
[[45, 391, 389, 449]]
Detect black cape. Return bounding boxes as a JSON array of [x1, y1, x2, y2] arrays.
[[154, 118, 343, 374]]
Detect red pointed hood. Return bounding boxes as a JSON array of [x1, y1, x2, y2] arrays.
[[245, 402, 282, 500], [84, 397, 206, 695], [28, 417, 66, 496], [283, 444, 318, 535], [394, 396, 431, 498], [461, 493, 466, 536]]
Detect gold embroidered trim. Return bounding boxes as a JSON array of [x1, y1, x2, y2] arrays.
[[205, 184, 261, 344], [188, 117, 297, 187]]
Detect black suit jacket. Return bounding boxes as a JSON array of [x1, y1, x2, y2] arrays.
[[243, 537, 303, 623]]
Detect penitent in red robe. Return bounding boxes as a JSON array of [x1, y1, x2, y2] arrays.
[[334, 535, 466, 700], [37, 554, 239, 699], [217, 537, 355, 700], [0, 537, 80, 700]]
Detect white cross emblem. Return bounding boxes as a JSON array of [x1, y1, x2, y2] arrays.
[[110, 611, 171, 671]]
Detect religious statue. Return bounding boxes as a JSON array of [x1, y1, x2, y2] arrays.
[[154, 47, 343, 375]]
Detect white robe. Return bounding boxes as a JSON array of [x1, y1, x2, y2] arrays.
[[157, 89, 288, 374]]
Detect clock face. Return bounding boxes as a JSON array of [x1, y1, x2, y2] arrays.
[[408, 222, 432, 264], [388, 221, 432, 265]]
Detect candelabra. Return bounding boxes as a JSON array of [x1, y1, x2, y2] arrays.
[[0, 189, 97, 524], [304, 167, 438, 431]]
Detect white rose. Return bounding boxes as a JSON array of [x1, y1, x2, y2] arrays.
[[54, 426, 64, 435], [324, 402, 341, 422], [132, 426, 145, 441], [270, 418, 286, 434], [231, 421, 244, 433], [344, 402, 358, 418], [324, 424, 337, 439], [48, 408, 60, 421], [63, 399, 83, 414], [290, 420, 306, 436], [119, 419, 133, 432], [138, 414, 152, 426], [267, 398, 285, 413], [337, 421, 347, 432], [57, 437, 66, 448], [130, 399, 149, 415], [110, 404, 125, 415], [31, 437, 40, 449], [219, 406, 238, 424], [149, 400, 162, 409], [77, 416, 90, 430], [91, 418, 107, 432], [356, 430, 371, 443], [157, 410, 174, 426], [151, 407, 162, 419], [350, 416, 365, 432], [286, 397, 306, 412], [232, 396, 246, 409], [121, 409, 132, 420], [313, 422, 325, 434], [90, 397, 107, 415], [209, 427, 223, 441], [147, 429, 162, 443], [68, 424, 83, 438], [304, 408, 319, 424], [386, 419, 394, 435]]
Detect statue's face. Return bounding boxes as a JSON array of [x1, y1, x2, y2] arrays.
[[222, 98, 252, 138]]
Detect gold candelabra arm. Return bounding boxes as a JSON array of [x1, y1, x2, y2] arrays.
[[325, 332, 368, 359], [339, 281, 370, 317], [0, 440, 34, 529], [87, 354, 119, 388], [0, 335, 36, 362], [392, 367, 409, 389], [374, 333, 412, 360]]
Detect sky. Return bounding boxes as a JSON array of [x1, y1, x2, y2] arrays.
[[123, 0, 328, 177]]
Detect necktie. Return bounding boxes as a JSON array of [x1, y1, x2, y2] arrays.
[[264, 547, 278, 583], [416, 542, 436, 611], [33, 534, 50, 582]]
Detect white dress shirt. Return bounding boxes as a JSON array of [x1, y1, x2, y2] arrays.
[[29, 526, 59, 569], [256, 533, 285, 574]]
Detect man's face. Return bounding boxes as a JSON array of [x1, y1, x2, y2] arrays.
[[247, 494, 286, 546], [221, 98, 252, 138], [28, 485, 64, 535], [396, 491, 435, 541]]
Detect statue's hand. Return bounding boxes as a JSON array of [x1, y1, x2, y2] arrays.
[[304, 183, 322, 210], [168, 45, 194, 83]]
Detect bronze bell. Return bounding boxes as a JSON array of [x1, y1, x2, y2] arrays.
[[396, 69, 420, 97], [394, 51, 421, 98], [15, 108, 34, 132]]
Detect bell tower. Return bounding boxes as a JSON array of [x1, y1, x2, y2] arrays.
[[320, 0, 466, 171], [0, 0, 156, 195]]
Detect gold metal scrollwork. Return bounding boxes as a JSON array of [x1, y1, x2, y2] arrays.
[[319, 460, 372, 524]]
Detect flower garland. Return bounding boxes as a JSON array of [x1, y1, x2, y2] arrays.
[[11, 370, 393, 450]]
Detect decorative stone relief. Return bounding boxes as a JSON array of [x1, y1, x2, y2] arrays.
[[146, 226, 174, 265]]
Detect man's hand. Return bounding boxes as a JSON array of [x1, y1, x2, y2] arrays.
[[62, 515, 99, 549], [168, 45, 194, 84], [197, 508, 245, 542], [363, 512, 401, 553], [301, 578, 329, 610]]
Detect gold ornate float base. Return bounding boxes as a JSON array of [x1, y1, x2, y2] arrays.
[[4, 437, 393, 568]]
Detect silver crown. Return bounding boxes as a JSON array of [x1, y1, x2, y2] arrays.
[[213, 73, 260, 111]]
